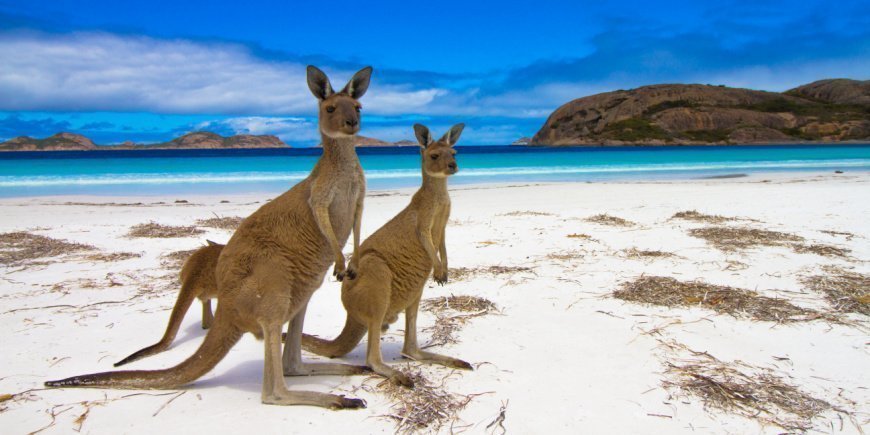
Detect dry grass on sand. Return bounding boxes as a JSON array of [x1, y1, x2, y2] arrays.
[[447, 265, 534, 281], [195, 215, 244, 230], [792, 243, 851, 258], [127, 222, 204, 238], [585, 213, 635, 227], [688, 226, 803, 251], [671, 210, 737, 224], [662, 348, 837, 432], [802, 267, 869, 316], [621, 248, 677, 259], [614, 276, 821, 323], [420, 295, 499, 348], [360, 368, 474, 433], [498, 210, 554, 217], [0, 232, 95, 266], [85, 252, 142, 262]]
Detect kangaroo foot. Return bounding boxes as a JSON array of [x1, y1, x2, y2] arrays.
[[283, 362, 370, 377]]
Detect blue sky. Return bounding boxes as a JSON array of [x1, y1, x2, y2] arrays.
[[0, 0, 868, 146]]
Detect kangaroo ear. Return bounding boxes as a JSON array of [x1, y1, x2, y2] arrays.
[[413, 124, 432, 148], [439, 123, 465, 146], [341, 66, 373, 100], [307, 65, 334, 100]]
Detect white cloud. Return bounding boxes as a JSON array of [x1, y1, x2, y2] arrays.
[[0, 31, 444, 116]]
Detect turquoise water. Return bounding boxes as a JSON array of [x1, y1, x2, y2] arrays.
[[0, 145, 868, 197]]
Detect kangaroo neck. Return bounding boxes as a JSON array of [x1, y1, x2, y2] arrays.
[[316, 134, 359, 171], [420, 169, 449, 199]]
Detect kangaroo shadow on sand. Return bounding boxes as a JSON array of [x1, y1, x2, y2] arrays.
[[189, 338, 411, 394]]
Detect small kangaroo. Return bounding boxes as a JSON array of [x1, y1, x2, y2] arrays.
[[302, 123, 471, 387], [115, 240, 224, 367], [46, 66, 372, 409]]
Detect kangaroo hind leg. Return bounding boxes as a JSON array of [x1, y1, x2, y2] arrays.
[[282, 300, 369, 377], [401, 296, 473, 370]]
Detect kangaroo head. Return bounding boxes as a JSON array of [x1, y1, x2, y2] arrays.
[[414, 123, 464, 178], [307, 65, 373, 139]]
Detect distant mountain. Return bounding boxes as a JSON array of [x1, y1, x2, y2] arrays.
[[0, 131, 288, 151], [316, 136, 419, 147], [531, 79, 870, 145]]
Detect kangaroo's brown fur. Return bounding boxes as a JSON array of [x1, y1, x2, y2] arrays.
[[302, 123, 471, 387], [114, 240, 223, 367], [46, 66, 373, 409]]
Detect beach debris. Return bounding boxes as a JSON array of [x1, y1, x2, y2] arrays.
[[362, 368, 473, 433], [421, 295, 499, 348], [161, 248, 199, 270], [546, 250, 586, 262], [792, 243, 851, 258], [127, 222, 204, 238], [663, 348, 835, 432], [566, 233, 596, 241], [688, 226, 803, 251], [85, 252, 142, 262], [585, 213, 635, 227], [671, 210, 737, 224], [195, 215, 244, 230], [819, 229, 855, 240], [802, 267, 869, 316], [486, 400, 508, 435], [621, 248, 677, 259], [0, 232, 95, 266], [499, 210, 554, 217], [448, 265, 534, 281], [614, 276, 820, 322]]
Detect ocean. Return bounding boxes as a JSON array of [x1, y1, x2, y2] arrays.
[[1, 144, 869, 197]]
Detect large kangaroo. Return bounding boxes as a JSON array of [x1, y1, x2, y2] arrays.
[[115, 240, 224, 367], [302, 123, 471, 387], [46, 66, 372, 409]]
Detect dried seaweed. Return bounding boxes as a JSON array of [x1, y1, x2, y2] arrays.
[[585, 214, 635, 227], [664, 352, 833, 431], [671, 210, 736, 224], [127, 222, 204, 238], [802, 267, 869, 316], [792, 244, 851, 258], [614, 276, 819, 322], [447, 265, 534, 281], [499, 210, 554, 217], [421, 295, 499, 348], [0, 232, 95, 266], [688, 226, 803, 251], [85, 252, 141, 262], [363, 369, 472, 433], [195, 215, 244, 230], [622, 248, 677, 259]]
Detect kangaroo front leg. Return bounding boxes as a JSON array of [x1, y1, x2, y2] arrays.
[[309, 194, 347, 281], [345, 191, 364, 280], [416, 211, 445, 285], [261, 320, 365, 409], [401, 297, 472, 370], [365, 316, 414, 387], [436, 232, 448, 284], [282, 301, 368, 377]]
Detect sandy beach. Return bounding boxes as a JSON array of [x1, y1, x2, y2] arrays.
[[0, 172, 867, 434]]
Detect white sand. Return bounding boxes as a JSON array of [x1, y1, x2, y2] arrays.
[[0, 172, 868, 434]]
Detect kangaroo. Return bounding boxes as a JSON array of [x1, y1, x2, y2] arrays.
[[302, 123, 471, 387], [114, 240, 224, 367], [46, 66, 372, 409]]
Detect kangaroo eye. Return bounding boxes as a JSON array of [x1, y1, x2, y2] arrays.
[[430, 154, 438, 160], [355, 106, 361, 112], [326, 106, 335, 113]]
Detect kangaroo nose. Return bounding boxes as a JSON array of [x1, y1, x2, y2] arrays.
[[345, 119, 358, 127], [448, 162, 457, 170]]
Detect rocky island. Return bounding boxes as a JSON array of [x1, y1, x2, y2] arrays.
[[0, 131, 288, 151], [530, 79, 870, 145]]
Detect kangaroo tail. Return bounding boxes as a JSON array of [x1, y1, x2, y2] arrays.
[[46, 315, 241, 390], [301, 316, 366, 358], [114, 280, 200, 367]]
